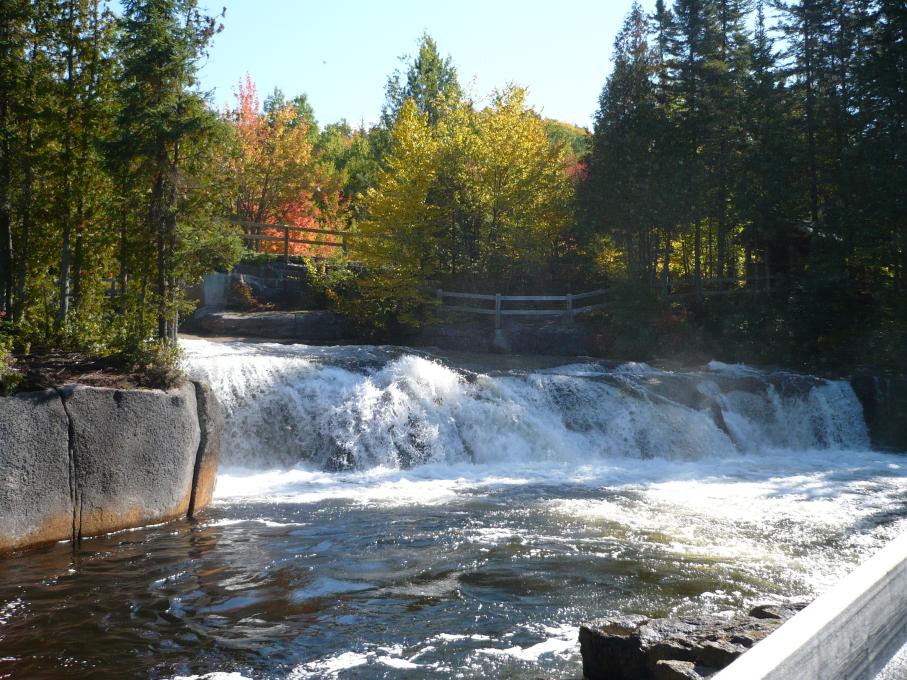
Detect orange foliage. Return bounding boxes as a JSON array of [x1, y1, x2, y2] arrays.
[[258, 189, 351, 258], [228, 74, 350, 257]]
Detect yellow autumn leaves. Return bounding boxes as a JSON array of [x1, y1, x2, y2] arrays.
[[354, 87, 575, 322]]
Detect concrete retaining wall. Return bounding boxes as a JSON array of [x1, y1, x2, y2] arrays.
[[0, 380, 222, 555]]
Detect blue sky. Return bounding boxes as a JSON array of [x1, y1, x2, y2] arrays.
[[193, 0, 650, 130]]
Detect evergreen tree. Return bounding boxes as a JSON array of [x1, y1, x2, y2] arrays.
[[0, 0, 33, 318], [111, 0, 226, 343], [584, 3, 663, 281], [382, 32, 463, 128]]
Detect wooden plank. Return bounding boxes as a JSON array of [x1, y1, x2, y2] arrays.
[[500, 294, 566, 302], [234, 219, 351, 238], [713, 530, 907, 680], [440, 290, 497, 301], [443, 305, 497, 315], [440, 288, 610, 302], [243, 234, 343, 248], [500, 309, 568, 316]]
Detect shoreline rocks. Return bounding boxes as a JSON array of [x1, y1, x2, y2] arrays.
[[579, 604, 807, 680], [0, 380, 223, 555]]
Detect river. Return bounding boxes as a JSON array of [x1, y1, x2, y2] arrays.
[[1, 338, 905, 679]]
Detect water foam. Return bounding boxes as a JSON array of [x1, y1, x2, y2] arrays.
[[182, 339, 869, 472]]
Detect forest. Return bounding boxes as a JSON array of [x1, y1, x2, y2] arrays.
[[0, 0, 905, 392]]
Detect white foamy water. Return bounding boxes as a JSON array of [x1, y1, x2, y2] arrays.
[[175, 338, 907, 678], [181, 338, 869, 470]]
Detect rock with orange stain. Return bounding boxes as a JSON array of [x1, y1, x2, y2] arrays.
[[0, 389, 72, 553], [60, 382, 201, 539], [1, 380, 223, 556]]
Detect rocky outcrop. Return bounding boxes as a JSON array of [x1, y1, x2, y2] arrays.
[[850, 375, 907, 451], [0, 380, 223, 555], [60, 383, 201, 539], [188, 381, 224, 516], [0, 390, 72, 553], [188, 310, 352, 343], [579, 604, 806, 680]]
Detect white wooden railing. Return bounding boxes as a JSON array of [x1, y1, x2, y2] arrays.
[[436, 288, 609, 329]]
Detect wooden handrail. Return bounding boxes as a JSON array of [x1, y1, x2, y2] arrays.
[[232, 219, 353, 239], [437, 287, 609, 327]]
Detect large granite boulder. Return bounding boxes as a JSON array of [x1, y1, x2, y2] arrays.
[[0, 390, 72, 552], [60, 382, 201, 538], [0, 380, 224, 555], [850, 375, 907, 451]]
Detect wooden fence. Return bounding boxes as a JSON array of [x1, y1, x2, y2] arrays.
[[438, 278, 774, 327], [437, 288, 609, 329], [232, 219, 351, 262]]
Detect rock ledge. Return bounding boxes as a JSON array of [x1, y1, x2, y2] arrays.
[[579, 604, 807, 680]]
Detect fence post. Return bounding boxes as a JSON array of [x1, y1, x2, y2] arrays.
[[565, 293, 574, 321], [283, 226, 290, 265], [436, 289, 443, 306], [495, 293, 502, 330]]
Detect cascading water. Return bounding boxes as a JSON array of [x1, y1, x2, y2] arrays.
[[1, 339, 904, 680], [181, 340, 869, 470]]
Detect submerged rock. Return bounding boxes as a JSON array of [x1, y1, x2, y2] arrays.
[[579, 604, 807, 680]]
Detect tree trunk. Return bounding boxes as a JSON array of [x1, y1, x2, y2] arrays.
[[694, 220, 702, 300], [152, 172, 166, 342], [57, 1, 77, 329], [804, 9, 819, 226]]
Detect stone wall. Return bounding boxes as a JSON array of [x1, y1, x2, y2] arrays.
[[0, 380, 222, 555]]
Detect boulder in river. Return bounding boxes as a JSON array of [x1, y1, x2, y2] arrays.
[[579, 604, 807, 680]]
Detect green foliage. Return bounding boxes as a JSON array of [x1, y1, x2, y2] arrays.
[[382, 32, 463, 128], [0, 323, 22, 395], [0, 0, 241, 365], [122, 340, 184, 390], [301, 258, 359, 307], [352, 87, 578, 328], [228, 278, 259, 312], [577, 0, 907, 371], [544, 119, 591, 158]]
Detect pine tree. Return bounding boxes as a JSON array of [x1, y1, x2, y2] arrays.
[[670, 0, 719, 296], [584, 3, 663, 281], [0, 0, 33, 318], [382, 33, 463, 129], [112, 0, 224, 344]]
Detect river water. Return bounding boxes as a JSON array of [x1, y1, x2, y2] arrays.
[[1, 338, 906, 679]]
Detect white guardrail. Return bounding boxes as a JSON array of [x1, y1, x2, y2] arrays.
[[436, 288, 609, 329], [714, 530, 907, 679]]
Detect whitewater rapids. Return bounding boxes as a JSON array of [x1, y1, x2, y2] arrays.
[[165, 338, 907, 679]]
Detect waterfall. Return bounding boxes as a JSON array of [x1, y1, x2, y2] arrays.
[[182, 339, 870, 470]]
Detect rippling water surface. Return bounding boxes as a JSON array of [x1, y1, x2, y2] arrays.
[[1, 340, 906, 679]]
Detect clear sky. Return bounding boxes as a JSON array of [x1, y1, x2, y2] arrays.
[[194, 0, 650, 130]]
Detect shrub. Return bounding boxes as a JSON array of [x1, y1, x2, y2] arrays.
[[0, 326, 22, 395], [123, 341, 185, 390], [228, 277, 260, 311]]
